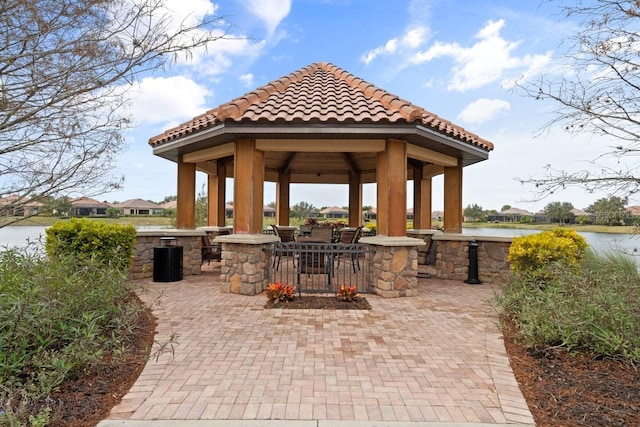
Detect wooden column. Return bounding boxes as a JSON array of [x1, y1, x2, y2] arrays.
[[233, 139, 264, 234], [376, 150, 389, 236], [176, 157, 196, 229], [348, 172, 362, 227], [276, 171, 290, 226], [413, 165, 432, 230], [444, 159, 463, 233], [207, 161, 226, 226], [376, 139, 407, 237]]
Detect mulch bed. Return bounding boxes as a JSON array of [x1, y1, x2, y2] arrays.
[[264, 295, 371, 310], [502, 318, 640, 427], [47, 296, 156, 427]]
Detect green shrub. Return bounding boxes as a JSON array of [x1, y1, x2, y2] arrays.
[[507, 228, 588, 277], [45, 218, 136, 271], [497, 250, 640, 363], [0, 245, 143, 424]]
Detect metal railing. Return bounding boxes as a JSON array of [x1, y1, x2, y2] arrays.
[[264, 242, 375, 295]]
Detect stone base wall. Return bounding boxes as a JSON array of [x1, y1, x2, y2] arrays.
[[130, 230, 205, 280], [433, 235, 512, 284], [219, 243, 270, 295], [217, 234, 280, 295], [360, 236, 424, 298]]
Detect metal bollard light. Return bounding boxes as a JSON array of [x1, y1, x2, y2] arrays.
[[465, 240, 482, 285]]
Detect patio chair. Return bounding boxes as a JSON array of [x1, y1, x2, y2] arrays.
[[271, 224, 296, 269], [309, 226, 334, 242], [335, 225, 364, 272], [201, 234, 222, 264]]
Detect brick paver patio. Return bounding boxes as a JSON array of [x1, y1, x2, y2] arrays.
[[103, 264, 534, 425]]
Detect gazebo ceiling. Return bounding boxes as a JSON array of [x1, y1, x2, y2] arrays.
[[149, 62, 494, 183]]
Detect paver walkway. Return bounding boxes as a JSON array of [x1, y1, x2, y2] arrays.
[[100, 266, 534, 426]]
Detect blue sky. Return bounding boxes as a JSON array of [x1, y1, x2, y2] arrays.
[[106, 0, 622, 212]]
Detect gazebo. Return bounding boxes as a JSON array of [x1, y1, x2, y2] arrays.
[[148, 62, 494, 296]]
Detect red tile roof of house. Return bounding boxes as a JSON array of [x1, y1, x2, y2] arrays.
[[149, 62, 493, 151]]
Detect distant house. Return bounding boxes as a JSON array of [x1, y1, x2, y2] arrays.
[[364, 208, 377, 221], [223, 204, 277, 218], [115, 199, 164, 215], [432, 211, 444, 222], [161, 200, 177, 210], [0, 194, 42, 216], [320, 206, 349, 219], [406, 208, 414, 220], [487, 207, 534, 223], [71, 197, 110, 216]]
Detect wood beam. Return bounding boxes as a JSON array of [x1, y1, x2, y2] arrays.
[[342, 153, 359, 176], [376, 151, 389, 236], [387, 139, 407, 236], [348, 172, 362, 227], [413, 165, 432, 230], [207, 161, 226, 226], [422, 164, 445, 178], [233, 139, 264, 234], [281, 152, 297, 175], [443, 159, 463, 233], [407, 144, 458, 167], [276, 171, 290, 226], [183, 142, 235, 163], [376, 139, 407, 236], [176, 157, 196, 229], [256, 139, 385, 152]]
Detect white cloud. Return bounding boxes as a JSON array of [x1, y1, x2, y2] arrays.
[[239, 73, 254, 87], [458, 98, 511, 124], [361, 26, 428, 65], [244, 0, 291, 34], [409, 19, 551, 92], [163, 0, 217, 28], [128, 76, 211, 125]]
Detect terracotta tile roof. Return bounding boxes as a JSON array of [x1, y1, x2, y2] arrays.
[[114, 198, 162, 209], [149, 62, 493, 151]]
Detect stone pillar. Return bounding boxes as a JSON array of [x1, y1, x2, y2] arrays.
[[360, 235, 425, 298], [217, 234, 280, 295]]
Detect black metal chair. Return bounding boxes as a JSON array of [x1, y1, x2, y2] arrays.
[[335, 225, 364, 272], [271, 224, 296, 269]]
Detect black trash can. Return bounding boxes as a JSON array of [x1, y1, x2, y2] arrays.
[[153, 237, 183, 282]]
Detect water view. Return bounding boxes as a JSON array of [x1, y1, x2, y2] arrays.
[[2, 225, 639, 258]]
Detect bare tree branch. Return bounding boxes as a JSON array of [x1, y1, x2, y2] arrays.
[[517, 0, 640, 199], [0, 0, 231, 226]]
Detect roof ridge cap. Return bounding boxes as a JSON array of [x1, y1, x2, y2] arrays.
[[325, 63, 423, 122]]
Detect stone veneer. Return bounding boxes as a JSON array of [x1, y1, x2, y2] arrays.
[[360, 236, 425, 298], [131, 229, 206, 280], [432, 234, 512, 284], [217, 234, 280, 295]]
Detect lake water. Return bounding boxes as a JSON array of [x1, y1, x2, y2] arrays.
[[2, 225, 639, 258]]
